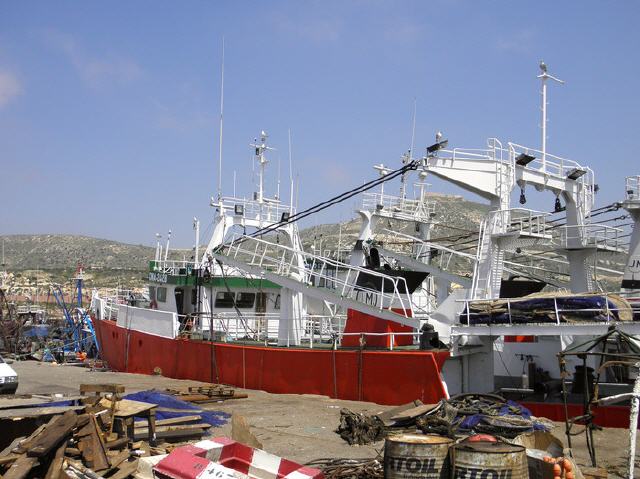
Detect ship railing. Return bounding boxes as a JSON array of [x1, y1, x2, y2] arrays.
[[490, 208, 551, 238], [362, 192, 436, 222], [382, 229, 476, 273], [435, 139, 592, 185], [179, 312, 349, 347], [150, 260, 196, 275], [178, 311, 424, 350], [221, 196, 294, 225], [556, 224, 625, 251], [625, 176, 640, 201], [218, 234, 413, 316], [507, 143, 593, 183], [457, 293, 636, 327]]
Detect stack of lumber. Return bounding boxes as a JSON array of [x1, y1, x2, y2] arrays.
[[164, 384, 247, 403], [0, 384, 213, 479]]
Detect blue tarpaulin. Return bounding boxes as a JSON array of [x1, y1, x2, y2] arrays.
[[123, 390, 230, 429]]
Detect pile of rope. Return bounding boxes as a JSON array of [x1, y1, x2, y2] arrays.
[[305, 457, 383, 479]]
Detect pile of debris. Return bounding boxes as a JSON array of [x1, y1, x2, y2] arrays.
[[163, 384, 248, 404], [336, 394, 552, 446], [0, 383, 231, 479]]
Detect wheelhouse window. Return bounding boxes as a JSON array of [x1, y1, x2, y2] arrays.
[[214, 292, 235, 308], [157, 287, 167, 302], [236, 292, 255, 309]]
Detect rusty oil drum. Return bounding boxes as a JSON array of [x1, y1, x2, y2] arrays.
[[384, 434, 453, 479], [451, 440, 529, 479]]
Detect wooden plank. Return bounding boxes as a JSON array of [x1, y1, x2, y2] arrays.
[[109, 458, 139, 479], [105, 437, 128, 450], [98, 398, 155, 418], [0, 454, 20, 465], [79, 384, 125, 394], [0, 396, 86, 410], [132, 423, 209, 441], [189, 393, 248, 403], [65, 447, 81, 457], [28, 410, 78, 457], [44, 439, 68, 479], [12, 424, 47, 454], [133, 414, 201, 428], [79, 415, 109, 471], [0, 405, 85, 420], [2, 455, 39, 479], [108, 449, 130, 470], [390, 403, 438, 422], [157, 407, 203, 414], [0, 436, 26, 457]]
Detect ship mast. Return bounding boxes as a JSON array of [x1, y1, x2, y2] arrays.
[[537, 61, 564, 171]]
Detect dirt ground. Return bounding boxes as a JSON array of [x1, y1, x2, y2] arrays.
[[9, 360, 639, 477]]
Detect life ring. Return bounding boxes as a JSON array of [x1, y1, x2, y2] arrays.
[[150, 299, 158, 309]]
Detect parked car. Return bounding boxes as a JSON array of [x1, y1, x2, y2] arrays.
[[0, 354, 18, 394]]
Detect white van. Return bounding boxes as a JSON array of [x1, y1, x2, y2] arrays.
[[0, 355, 18, 394]]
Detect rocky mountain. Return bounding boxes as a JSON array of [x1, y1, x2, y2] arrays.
[[1, 194, 489, 273], [0, 235, 158, 271]]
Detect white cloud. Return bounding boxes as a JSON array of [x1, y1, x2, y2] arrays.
[[0, 69, 23, 108], [42, 30, 143, 87]]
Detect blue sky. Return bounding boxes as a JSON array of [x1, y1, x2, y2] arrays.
[[1, 1, 639, 247]]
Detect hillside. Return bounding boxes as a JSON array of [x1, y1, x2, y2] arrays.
[[0, 235, 157, 271], [0, 194, 490, 291]]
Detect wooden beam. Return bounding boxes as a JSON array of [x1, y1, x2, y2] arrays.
[[44, 439, 68, 479], [79, 384, 125, 394], [3, 455, 39, 479], [28, 411, 78, 457], [133, 414, 201, 428]]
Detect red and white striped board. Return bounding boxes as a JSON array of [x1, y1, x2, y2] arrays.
[[153, 437, 324, 479]]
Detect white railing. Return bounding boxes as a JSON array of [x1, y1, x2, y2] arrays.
[[491, 208, 550, 238], [218, 234, 413, 316], [508, 143, 594, 183], [382, 229, 476, 272], [150, 260, 196, 275], [362, 192, 436, 222], [557, 224, 624, 251], [457, 294, 635, 326], [626, 176, 640, 201], [221, 196, 294, 225], [185, 312, 348, 346]]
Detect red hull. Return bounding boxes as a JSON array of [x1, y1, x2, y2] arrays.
[[93, 318, 449, 406]]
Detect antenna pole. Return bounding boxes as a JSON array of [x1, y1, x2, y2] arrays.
[[233, 170, 237, 197], [164, 230, 171, 263], [537, 61, 564, 171], [277, 156, 281, 200], [193, 219, 200, 266], [217, 37, 225, 201], [155, 234, 161, 262], [288, 129, 294, 213]]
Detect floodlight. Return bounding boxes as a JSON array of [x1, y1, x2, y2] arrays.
[[426, 139, 448, 154], [234, 204, 244, 216], [281, 212, 290, 222], [567, 168, 586, 180], [515, 153, 535, 166]]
